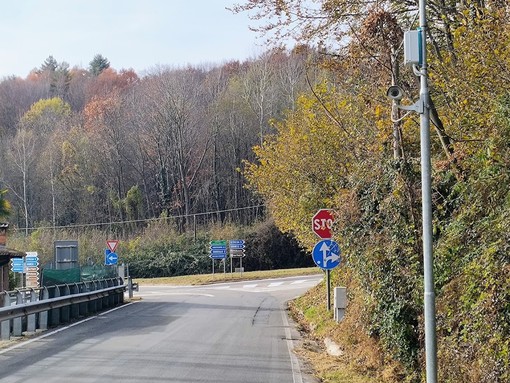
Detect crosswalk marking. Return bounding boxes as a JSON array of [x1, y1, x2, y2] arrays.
[[140, 276, 322, 297]]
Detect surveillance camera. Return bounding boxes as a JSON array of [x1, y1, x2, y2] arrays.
[[386, 85, 404, 101]]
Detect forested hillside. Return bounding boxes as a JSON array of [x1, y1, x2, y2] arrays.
[[0, 50, 317, 232], [1, 1, 509, 382]]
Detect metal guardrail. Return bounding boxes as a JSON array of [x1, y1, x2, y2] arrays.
[[0, 278, 126, 341]]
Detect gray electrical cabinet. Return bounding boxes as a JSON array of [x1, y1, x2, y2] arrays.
[[54, 240, 79, 270]]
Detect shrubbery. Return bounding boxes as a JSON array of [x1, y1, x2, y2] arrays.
[[7, 218, 312, 280]]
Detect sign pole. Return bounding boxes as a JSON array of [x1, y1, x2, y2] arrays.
[[326, 270, 331, 311]]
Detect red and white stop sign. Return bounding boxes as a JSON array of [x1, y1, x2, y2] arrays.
[[312, 209, 334, 239]]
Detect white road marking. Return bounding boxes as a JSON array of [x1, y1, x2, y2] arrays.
[[0, 303, 135, 355], [281, 304, 303, 383], [268, 282, 284, 287]]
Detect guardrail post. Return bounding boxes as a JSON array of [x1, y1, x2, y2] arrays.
[[128, 276, 133, 299], [61, 285, 71, 323], [100, 280, 106, 308], [13, 290, 23, 336], [50, 286, 61, 327], [96, 281, 103, 312], [113, 278, 120, 305], [27, 289, 37, 333], [119, 277, 125, 304], [39, 287, 49, 330], [88, 282, 96, 313], [71, 283, 79, 319], [79, 283, 88, 316], [107, 279, 113, 307], [1, 292, 10, 340]]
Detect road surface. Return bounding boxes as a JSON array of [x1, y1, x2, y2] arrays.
[[0, 274, 323, 383]]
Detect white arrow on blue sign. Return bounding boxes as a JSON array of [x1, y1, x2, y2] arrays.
[[229, 240, 245, 249], [104, 249, 118, 265], [11, 258, 24, 273], [312, 239, 341, 270], [210, 248, 227, 259]]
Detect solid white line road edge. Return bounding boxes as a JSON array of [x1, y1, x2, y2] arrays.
[[0, 302, 136, 355]]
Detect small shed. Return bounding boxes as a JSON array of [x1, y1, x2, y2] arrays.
[[0, 223, 26, 292]]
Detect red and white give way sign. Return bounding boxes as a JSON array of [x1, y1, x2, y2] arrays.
[[106, 240, 119, 252], [312, 209, 334, 239]]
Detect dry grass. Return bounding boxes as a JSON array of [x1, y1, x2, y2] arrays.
[[288, 273, 407, 383]]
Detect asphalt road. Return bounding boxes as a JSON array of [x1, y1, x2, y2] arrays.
[[0, 274, 323, 383]]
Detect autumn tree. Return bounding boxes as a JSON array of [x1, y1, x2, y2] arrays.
[[0, 189, 10, 219], [83, 91, 134, 224], [134, 68, 210, 228]]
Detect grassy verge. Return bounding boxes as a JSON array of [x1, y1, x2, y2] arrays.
[[135, 267, 322, 286], [289, 277, 405, 383]]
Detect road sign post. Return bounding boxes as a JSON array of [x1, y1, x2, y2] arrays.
[[312, 210, 337, 311], [25, 252, 40, 287], [312, 239, 341, 311], [209, 240, 227, 274], [229, 240, 245, 275]]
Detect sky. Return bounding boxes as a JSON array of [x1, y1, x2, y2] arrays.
[[0, 0, 270, 78]]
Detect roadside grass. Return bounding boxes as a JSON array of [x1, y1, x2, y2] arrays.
[[135, 267, 323, 285], [290, 278, 404, 383]]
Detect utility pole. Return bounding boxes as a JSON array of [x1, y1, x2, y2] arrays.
[[419, 1, 438, 382], [387, 1, 438, 381]]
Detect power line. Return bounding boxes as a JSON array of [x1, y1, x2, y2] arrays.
[[14, 204, 266, 232]]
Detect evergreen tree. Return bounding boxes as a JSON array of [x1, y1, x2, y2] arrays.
[[89, 54, 110, 76], [39, 55, 58, 73]]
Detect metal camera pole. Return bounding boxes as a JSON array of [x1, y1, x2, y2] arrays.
[[418, 1, 438, 382]]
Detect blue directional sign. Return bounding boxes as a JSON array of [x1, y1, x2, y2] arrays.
[[312, 239, 341, 270], [11, 258, 24, 273], [229, 240, 245, 249], [209, 240, 227, 259], [104, 249, 118, 265], [25, 257, 39, 267]]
